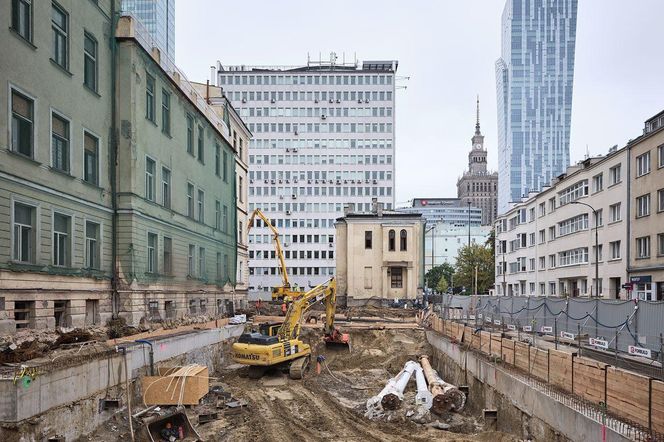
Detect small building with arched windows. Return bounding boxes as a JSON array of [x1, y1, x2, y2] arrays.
[[335, 199, 425, 306]]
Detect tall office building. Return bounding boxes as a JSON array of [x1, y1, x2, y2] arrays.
[[496, 0, 578, 213], [121, 0, 175, 61], [398, 198, 482, 227], [217, 56, 397, 297]]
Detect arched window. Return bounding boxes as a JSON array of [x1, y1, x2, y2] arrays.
[[400, 229, 407, 251], [388, 229, 395, 251]]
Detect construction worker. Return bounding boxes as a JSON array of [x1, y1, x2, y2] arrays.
[[160, 422, 178, 441], [255, 299, 262, 315], [281, 301, 287, 316]]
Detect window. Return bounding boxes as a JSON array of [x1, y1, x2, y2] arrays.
[[609, 240, 621, 260], [197, 189, 205, 222], [51, 3, 68, 69], [595, 209, 603, 227], [216, 252, 222, 280], [83, 32, 97, 91], [558, 180, 588, 206], [51, 113, 70, 172], [199, 247, 206, 277], [609, 164, 621, 185], [558, 247, 588, 267], [239, 177, 244, 203], [659, 234, 664, 257], [390, 267, 403, 288], [659, 145, 664, 169], [215, 144, 221, 176], [161, 167, 171, 208], [558, 214, 588, 236], [636, 194, 650, 218], [636, 152, 651, 177], [11, 89, 34, 157], [147, 232, 157, 273], [85, 221, 100, 269], [223, 151, 228, 182], [197, 126, 204, 162], [83, 132, 99, 185], [658, 189, 664, 212], [538, 229, 545, 244], [163, 237, 172, 275], [53, 213, 71, 267], [223, 254, 229, 280], [400, 229, 407, 251], [186, 115, 194, 154], [187, 183, 194, 217], [636, 236, 650, 259], [11, 0, 32, 42], [538, 202, 546, 217], [609, 203, 621, 222], [549, 254, 556, 268], [539, 256, 545, 270], [215, 200, 221, 229], [145, 73, 155, 121], [239, 221, 243, 243], [222, 205, 228, 232], [365, 231, 372, 249], [592, 173, 603, 193], [145, 157, 156, 201], [161, 89, 170, 135], [188, 244, 195, 276], [388, 229, 395, 251], [13, 202, 35, 263]]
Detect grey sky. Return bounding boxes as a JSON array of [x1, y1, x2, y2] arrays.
[[175, 0, 664, 205]]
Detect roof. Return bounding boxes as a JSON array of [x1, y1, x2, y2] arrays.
[[336, 211, 423, 222]]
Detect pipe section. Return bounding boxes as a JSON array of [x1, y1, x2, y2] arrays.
[[420, 355, 466, 413]]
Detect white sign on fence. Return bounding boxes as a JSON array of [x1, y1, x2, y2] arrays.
[[628, 345, 652, 359], [494, 319, 502, 326], [478, 313, 483, 319], [523, 325, 532, 332], [229, 314, 247, 324], [469, 315, 476, 320], [485, 316, 492, 323], [589, 338, 609, 349], [462, 314, 468, 320], [540, 326, 553, 334], [507, 324, 516, 331], [560, 331, 575, 340]]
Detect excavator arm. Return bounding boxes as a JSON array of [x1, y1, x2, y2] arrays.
[[248, 209, 290, 289]]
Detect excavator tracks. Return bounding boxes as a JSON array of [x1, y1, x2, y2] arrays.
[[289, 355, 311, 379]]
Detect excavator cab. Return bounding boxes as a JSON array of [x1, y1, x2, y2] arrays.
[[258, 321, 282, 337]]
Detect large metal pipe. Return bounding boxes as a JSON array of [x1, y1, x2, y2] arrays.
[[366, 361, 418, 412], [413, 363, 433, 409], [420, 355, 466, 413]]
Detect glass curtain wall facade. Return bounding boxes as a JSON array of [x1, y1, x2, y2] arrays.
[[496, 0, 578, 213], [121, 0, 175, 61], [218, 59, 397, 298]]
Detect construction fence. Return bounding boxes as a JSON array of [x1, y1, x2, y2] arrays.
[[428, 315, 664, 440], [434, 295, 664, 364]]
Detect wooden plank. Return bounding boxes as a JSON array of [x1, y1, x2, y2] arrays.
[[142, 365, 209, 406], [490, 333, 502, 358], [606, 367, 649, 427], [549, 349, 573, 392], [514, 342, 530, 372], [530, 347, 548, 381], [479, 331, 491, 354], [501, 338, 515, 365]]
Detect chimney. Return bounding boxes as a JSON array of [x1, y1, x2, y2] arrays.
[[210, 65, 216, 86], [371, 197, 378, 213], [343, 203, 355, 216]]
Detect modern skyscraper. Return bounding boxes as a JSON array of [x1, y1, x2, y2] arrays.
[[121, 0, 175, 61], [457, 97, 498, 225], [217, 56, 397, 298], [496, 0, 578, 213]]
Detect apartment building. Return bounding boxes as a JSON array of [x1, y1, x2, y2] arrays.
[[398, 198, 482, 227], [115, 16, 240, 324], [0, 0, 116, 332], [336, 201, 424, 304], [216, 56, 397, 297], [628, 110, 664, 300], [495, 147, 629, 298], [426, 223, 492, 271], [191, 81, 252, 301]]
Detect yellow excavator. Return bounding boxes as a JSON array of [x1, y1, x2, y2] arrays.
[[232, 277, 349, 379], [248, 208, 302, 302]]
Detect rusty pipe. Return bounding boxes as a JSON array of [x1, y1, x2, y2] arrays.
[[420, 355, 466, 413]]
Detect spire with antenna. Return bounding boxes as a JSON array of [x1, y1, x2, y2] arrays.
[[475, 94, 481, 135]]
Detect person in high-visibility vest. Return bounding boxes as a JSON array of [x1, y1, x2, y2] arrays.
[[281, 302, 287, 316]]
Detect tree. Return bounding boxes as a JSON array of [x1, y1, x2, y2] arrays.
[[453, 243, 495, 295], [486, 228, 496, 254], [436, 277, 449, 293], [425, 263, 454, 291]]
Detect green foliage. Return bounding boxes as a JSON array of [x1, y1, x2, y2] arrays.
[[436, 277, 449, 293], [453, 243, 495, 294], [425, 262, 454, 290]]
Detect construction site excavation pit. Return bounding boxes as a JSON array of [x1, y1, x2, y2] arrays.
[[190, 327, 517, 442]]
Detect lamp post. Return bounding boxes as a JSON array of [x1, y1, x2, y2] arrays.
[[467, 201, 471, 247], [425, 225, 435, 285], [571, 201, 599, 298]]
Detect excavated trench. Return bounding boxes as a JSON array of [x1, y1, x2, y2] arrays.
[[189, 327, 518, 442]]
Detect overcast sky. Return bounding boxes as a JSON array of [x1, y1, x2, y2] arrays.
[[175, 0, 664, 206]]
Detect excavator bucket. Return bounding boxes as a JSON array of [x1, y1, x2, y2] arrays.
[[324, 328, 350, 348], [142, 407, 202, 442]]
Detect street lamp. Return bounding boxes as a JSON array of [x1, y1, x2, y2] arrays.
[[467, 201, 471, 247], [570, 200, 599, 298]]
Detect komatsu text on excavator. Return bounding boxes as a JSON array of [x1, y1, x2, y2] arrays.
[[232, 277, 349, 379]]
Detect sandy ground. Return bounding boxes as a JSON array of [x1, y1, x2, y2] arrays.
[[81, 326, 519, 442]]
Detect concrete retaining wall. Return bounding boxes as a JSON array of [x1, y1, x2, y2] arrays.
[[0, 324, 243, 441], [426, 331, 631, 442]]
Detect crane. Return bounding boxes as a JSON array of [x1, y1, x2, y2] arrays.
[[248, 208, 302, 302], [232, 277, 349, 379]]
